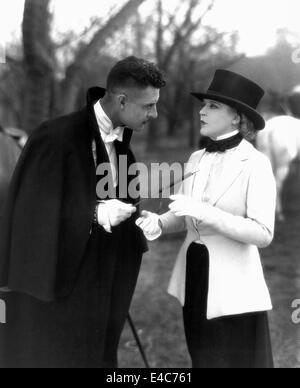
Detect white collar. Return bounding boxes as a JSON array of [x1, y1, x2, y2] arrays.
[[94, 100, 124, 143], [216, 130, 239, 141]]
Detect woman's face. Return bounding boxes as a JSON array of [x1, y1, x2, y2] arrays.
[[199, 99, 238, 139]]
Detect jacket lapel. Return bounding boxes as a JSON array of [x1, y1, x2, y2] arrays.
[[210, 140, 253, 206], [185, 150, 206, 196]]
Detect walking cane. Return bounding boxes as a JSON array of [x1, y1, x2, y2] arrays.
[[127, 314, 150, 368]]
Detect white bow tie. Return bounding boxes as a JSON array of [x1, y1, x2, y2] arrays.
[[100, 126, 125, 144]]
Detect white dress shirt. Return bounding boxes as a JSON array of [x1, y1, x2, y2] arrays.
[[93, 100, 125, 233], [192, 134, 239, 242], [94, 100, 125, 187]]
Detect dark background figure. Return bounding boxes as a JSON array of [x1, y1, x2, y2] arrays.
[[2, 127, 28, 150], [0, 57, 166, 368], [0, 125, 21, 222]]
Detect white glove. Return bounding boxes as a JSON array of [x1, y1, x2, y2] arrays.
[[169, 194, 214, 223], [98, 200, 136, 232], [136, 211, 162, 241]]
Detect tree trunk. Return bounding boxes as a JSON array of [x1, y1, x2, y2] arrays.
[[61, 0, 147, 115], [134, 10, 144, 57], [155, 0, 164, 67], [189, 102, 199, 149], [22, 0, 55, 133]]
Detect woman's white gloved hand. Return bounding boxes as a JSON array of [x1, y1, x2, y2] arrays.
[[169, 194, 215, 224], [135, 211, 162, 241]]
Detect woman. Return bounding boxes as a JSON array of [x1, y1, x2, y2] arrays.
[[136, 70, 276, 368]]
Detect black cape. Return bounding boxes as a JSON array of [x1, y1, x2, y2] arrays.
[[0, 87, 148, 302]]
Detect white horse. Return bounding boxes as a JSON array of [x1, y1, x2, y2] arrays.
[[256, 115, 300, 221]]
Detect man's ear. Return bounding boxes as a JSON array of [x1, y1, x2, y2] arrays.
[[117, 94, 127, 110]]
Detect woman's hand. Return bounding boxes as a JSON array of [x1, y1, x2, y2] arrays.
[[136, 211, 162, 241], [169, 195, 213, 223]]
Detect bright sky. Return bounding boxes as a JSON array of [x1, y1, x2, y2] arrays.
[[0, 0, 300, 56]]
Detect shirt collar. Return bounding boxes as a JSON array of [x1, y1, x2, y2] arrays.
[[216, 130, 239, 141], [94, 100, 125, 143]]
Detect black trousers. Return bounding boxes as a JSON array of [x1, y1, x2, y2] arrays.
[[0, 226, 141, 368], [183, 243, 274, 369]]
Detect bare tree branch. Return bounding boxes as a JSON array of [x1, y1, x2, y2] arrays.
[[61, 0, 147, 114], [162, 0, 215, 69], [164, 3, 183, 31], [55, 18, 103, 50]]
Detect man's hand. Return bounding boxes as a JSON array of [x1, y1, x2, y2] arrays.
[[98, 200, 136, 228]]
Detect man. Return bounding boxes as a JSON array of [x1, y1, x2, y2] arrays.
[[0, 57, 166, 368]]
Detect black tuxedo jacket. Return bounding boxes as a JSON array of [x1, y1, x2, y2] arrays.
[[0, 87, 148, 301]]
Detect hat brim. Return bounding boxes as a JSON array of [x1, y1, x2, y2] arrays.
[[191, 92, 265, 131]]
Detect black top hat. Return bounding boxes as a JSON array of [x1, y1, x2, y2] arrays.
[[191, 70, 265, 130]]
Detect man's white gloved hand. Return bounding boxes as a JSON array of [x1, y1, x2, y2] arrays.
[[97, 200, 136, 232], [136, 211, 162, 241]]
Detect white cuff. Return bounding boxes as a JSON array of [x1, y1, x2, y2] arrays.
[[97, 202, 112, 233]]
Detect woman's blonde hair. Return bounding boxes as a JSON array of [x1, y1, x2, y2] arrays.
[[229, 104, 257, 141], [237, 113, 257, 141], [228, 105, 257, 141]]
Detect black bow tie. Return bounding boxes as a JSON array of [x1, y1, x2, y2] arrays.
[[199, 133, 243, 153]]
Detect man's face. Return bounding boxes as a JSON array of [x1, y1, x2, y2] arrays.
[[118, 86, 160, 132]]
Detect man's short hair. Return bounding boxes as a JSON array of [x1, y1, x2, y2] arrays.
[[106, 56, 166, 92]]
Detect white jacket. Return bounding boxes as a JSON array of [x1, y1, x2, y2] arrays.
[[161, 140, 277, 320]]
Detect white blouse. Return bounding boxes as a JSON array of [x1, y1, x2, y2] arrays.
[[192, 147, 238, 243]]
